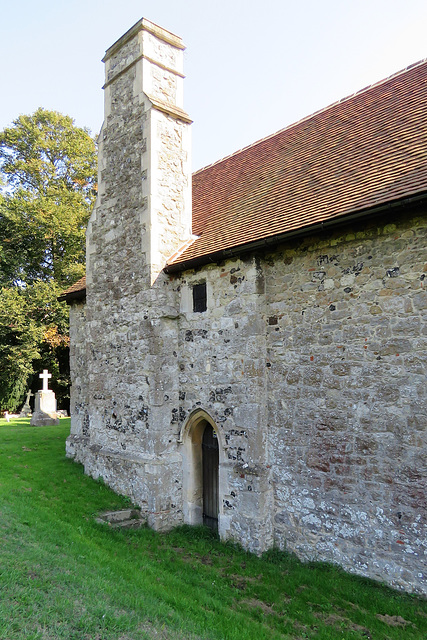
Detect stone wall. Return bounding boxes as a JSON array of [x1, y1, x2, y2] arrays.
[[265, 210, 426, 593], [66, 18, 426, 596], [69, 206, 426, 594], [67, 19, 191, 531], [176, 257, 273, 551], [172, 208, 426, 593], [66, 302, 89, 452]]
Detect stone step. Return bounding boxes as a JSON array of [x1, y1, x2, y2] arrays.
[[95, 509, 145, 528], [109, 518, 144, 529]]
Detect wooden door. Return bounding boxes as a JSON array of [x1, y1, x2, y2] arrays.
[[202, 423, 219, 531]]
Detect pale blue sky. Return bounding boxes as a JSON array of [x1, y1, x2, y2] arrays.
[[1, 0, 426, 170]]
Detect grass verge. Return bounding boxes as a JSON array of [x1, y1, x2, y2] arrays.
[[0, 417, 425, 639]]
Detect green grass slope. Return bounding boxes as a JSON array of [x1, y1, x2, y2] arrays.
[[0, 418, 425, 639]]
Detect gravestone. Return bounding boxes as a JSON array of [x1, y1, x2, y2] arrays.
[[30, 370, 59, 426], [19, 390, 33, 417]]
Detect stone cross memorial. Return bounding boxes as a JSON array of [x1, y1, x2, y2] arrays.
[[40, 369, 51, 391], [30, 369, 59, 426], [19, 389, 34, 417]]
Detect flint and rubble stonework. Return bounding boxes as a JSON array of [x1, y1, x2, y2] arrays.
[[69, 206, 427, 594], [66, 19, 426, 595]]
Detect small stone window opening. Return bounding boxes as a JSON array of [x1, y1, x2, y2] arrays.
[[193, 282, 207, 313]]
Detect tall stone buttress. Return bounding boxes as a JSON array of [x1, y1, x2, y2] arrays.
[[89, 18, 192, 289], [67, 19, 193, 530]]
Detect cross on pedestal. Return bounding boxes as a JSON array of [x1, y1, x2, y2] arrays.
[[39, 369, 52, 392]]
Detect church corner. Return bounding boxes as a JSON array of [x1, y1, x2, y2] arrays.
[[61, 18, 427, 596]]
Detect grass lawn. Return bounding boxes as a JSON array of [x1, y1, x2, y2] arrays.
[[0, 418, 425, 639]]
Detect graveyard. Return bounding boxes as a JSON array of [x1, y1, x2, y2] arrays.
[[0, 415, 425, 639]]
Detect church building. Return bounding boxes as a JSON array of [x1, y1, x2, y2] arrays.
[[60, 19, 427, 595]]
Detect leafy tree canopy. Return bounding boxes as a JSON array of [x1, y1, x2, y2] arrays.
[[0, 108, 97, 287], [0, 281, 69, 411], [0, 109, 97, 411]]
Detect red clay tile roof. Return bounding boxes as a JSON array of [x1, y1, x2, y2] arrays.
[[62, 60, 427, 299], [58, 276, 86, 302], [167, 59, 427, 269]]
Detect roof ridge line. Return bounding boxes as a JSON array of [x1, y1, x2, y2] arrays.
[[193, 58, 427, 176]]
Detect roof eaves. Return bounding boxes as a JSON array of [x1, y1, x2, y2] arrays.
[[164, 191, 427, 274], [58, 288, 87, 304]]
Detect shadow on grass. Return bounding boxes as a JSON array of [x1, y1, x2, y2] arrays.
[[0, 419, 426, 640]]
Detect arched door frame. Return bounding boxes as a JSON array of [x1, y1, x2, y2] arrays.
[[179, 409, 225, 528]]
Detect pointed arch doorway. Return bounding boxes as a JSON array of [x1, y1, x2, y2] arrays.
[[180, 410, 221, 532]]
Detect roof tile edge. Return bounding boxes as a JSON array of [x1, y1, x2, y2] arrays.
[[193, 58, 427, 175]]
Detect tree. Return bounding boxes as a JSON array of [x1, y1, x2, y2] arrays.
[[0, 109, 97, 411], [0, 108, 97, 287], [0, 286, 42, 411]]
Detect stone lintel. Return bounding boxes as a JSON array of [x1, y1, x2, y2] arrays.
[[146, 94, 193, 124], [102, 53, 185, 90], [103, 17, 185, 64], [143, 55, 185, 79]]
